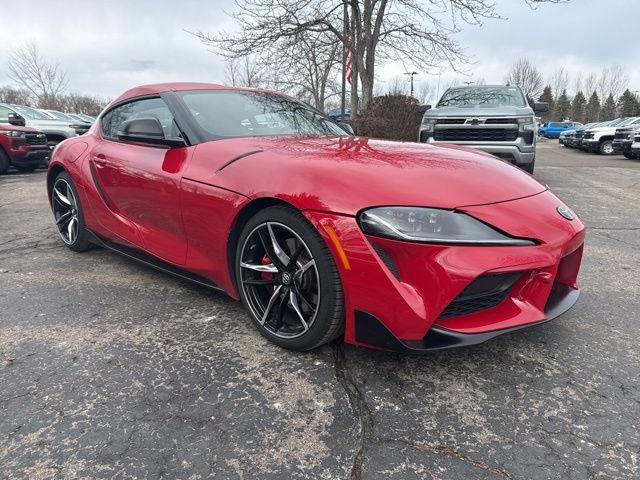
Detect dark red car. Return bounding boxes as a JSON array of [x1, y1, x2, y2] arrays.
[[47, 83, 585, 352], [0, 123, 50, 174]]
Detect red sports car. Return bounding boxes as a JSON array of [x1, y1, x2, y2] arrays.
[[47, 83, 585, 352]]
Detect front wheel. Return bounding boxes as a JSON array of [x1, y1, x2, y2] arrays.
[[623, 152, 635, 160], [599, 140, 614, 155], [51, 171, 93, 252], [235, 206, 344, 351], [522, 156, 535, 174]]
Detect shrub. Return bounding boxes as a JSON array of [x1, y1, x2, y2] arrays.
[[355, 94, 423, 141]]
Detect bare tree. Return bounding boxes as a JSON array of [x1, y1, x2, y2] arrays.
[[190, 0, 563, 115], [224, 56, 268, 88], [8, 43, 68, 108], [57, 93, 110, 116], [549, 66, 569, 97], [505, 57, 543, 102], [415, 80, 433, 105], [596, 65, 628, 101], [0, 86, 33, 106]]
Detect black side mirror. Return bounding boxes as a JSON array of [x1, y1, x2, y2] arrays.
[[8, 112, 25, 127], [339, 121, 355, 135], [533, 102, 549, 114], [117, 118, 184, 147]]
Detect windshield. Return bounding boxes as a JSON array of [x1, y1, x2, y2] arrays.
[[11, 105, 54, 121], [437, 86, 526, 107], [47, 110, 75, 122], [179, 90, 347, 139]]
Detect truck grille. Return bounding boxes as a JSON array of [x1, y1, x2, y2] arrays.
[[435, 118, 518, 125], [583, 132, 594, 139], [575, 131, 586, 139], [433, 128, 518, 142], [614, 130, 634, 141], [25, 133, 47, 145]]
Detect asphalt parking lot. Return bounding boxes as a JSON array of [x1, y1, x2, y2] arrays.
[[1, 142, 639, 479]]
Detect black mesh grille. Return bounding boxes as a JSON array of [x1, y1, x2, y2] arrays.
[[25, 133, 47, 145], [484, 118, 518, 124], [433, 128, 518, 142], [438, 272, 521, 319]]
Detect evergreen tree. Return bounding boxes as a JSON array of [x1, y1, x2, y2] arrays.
[[600, 93, 616, 121], [570, 91, 586, 123], [585, 91, 601, 122], [538, 85, 554, 122], [617, 89, 638, 117], [555, 89, 571, 121]]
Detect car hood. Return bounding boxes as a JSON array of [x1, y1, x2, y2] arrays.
[[424, 105, 533, 118], [187, 136, 547, 215], [0, 123, 40, 133]]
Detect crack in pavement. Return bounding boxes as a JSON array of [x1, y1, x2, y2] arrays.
[[385, 438, 515, 480], [333, 344, 374, 480]]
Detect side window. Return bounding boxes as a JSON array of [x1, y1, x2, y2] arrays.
[[101, 97, 178, 140], [0, 106, 13, 123]]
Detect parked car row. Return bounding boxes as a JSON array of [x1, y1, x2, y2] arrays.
[[558, 117, 640, 159], [0, 103, 95, 173], [539, 121, 582, 138]]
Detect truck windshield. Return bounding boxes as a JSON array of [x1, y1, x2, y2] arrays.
[[437, 86, 526, 107], [11, 105, 53, 121]]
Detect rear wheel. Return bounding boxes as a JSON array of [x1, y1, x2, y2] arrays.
[[0, 149, 9, 174], [235, 206, 344, 351], [599, 140, 614, 155], [51, 171, 93, 252]]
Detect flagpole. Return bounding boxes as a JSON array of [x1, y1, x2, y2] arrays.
[[340, 0, 347, 120]]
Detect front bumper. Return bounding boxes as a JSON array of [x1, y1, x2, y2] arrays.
[[9, 146, 51, 167], [306, 189, 585, 352], [420, 132, 535, 165]]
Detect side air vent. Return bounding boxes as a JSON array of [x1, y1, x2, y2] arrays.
[[371, 244, 401, 281]]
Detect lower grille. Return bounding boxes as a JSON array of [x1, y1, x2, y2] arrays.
[[433, 128, 518, 142], [25, 134, 47, 145], [438, 272, 521, 319]]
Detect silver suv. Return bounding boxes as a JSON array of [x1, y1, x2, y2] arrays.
[[0, 103, 77, 147], [419, 85, 548, 173]]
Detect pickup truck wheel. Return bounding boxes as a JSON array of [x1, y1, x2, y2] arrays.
[[522, 157, 535, 174], [0, 149, 9, 174], [599, 140, 614, 155], [623, 152, 635, 160]]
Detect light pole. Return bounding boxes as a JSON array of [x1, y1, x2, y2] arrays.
[[404, 71, 418, 97]]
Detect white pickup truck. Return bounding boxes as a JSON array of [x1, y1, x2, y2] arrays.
[[581, 117, 640, 155]]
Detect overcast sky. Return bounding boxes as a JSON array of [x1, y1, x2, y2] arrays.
[[0, 0, 638, 102]]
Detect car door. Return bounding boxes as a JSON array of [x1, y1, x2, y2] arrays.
[[89, 97, 189, 265]]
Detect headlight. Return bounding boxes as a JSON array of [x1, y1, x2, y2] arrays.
[[3, 130, 24, 138], [359, 207, 534, 246], [517, 117, 535, 132], [421, 117, 436, 132]]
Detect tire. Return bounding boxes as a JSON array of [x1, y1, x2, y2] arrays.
[[13, 164, 38, 172], [0, 149, 10, 174], [623, 152, 635, 160], [599, 140, 614, 155], [235, 205, 344, 351], [522, 156, 535, 174], [51, 171, 93, 252]]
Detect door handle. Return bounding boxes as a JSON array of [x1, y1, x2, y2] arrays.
[[92, 153, 107, 168]]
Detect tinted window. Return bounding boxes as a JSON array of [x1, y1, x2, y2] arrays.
[[101, 97, 178, 140], [179, 90, 346, 140], [437, 86, 526, 107]]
